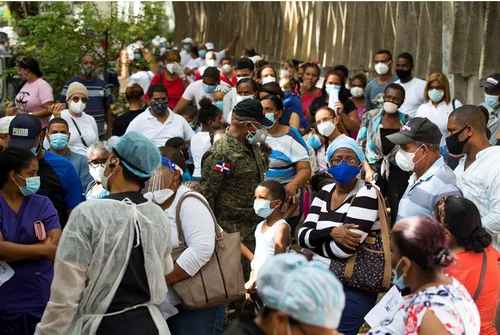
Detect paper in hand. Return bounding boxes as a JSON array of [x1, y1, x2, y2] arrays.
[[328, 90, 339, 110], [0, 261, 14, 287], [364, 285, 404, 328]]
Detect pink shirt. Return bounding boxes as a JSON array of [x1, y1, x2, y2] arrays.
[[15, 78, 54, 127]]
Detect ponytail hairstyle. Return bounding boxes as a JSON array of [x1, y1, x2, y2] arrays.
[[439, 196, 491, 252], [392, 216, 454, 271], [198, 97, 221, 126]]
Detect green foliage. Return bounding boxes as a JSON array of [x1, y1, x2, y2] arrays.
[[12, 2, 172, 93]]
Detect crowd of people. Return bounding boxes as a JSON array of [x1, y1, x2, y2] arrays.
[[0, 35, 499, 335]]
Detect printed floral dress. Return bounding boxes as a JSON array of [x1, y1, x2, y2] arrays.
[[368, 278, 480, 335]]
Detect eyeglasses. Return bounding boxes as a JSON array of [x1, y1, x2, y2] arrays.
[[89, 159, 107, 167], [330, 157, 359, 166], [71, 96, 88, 104]]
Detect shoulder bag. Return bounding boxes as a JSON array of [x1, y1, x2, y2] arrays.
[[70, 117, 89, 148], [172, 191, 245, 309], [329, 184, 392, 293], [472, 250, 488, 301]]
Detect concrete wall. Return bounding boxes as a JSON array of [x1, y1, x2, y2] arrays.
[[172, 1, 500, 104]]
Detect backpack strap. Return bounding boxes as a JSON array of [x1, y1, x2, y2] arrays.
[[472, 250, 488, 301]]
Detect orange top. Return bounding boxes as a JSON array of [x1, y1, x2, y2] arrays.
[[445, 245, 500, 335]]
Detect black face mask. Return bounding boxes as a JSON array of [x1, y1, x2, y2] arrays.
[[150, 100, 168, 116], [396, 69, 412, 82], [446, 126, 470, 155]]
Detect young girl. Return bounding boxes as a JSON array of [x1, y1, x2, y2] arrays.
[[243, 180, 290, 289]]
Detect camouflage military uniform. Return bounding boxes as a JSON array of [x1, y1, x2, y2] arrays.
[[199, 133, 267, 250]]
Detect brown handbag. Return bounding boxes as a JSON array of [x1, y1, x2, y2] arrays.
[[329, 185, 392, 293], [172, 192, 245, 309]]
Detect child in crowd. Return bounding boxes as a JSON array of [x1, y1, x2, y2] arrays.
[[242, 180, 290, 290]]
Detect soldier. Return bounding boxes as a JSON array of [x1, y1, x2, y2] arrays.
[[199, 98, 271, 269]]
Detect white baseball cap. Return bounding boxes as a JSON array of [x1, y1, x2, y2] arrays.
[[181, 37, 193, 44], [0, 116, 15, 134]]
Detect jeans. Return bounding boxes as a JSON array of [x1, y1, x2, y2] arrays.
[[167, 305, 225, 335], [0, 311, 41, 335], [338, 286, 378, 335]]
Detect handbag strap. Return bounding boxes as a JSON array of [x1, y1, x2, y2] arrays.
[[70, 117, 89, 148], [373, 184, 392, 289], [174, 191, 222, 246], [472, 250, 488, 301]]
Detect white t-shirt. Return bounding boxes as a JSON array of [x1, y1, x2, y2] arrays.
[[126, 108, 195, 147], [51, 110, 99, 156], [160, 186, 216, 315], [190, 131, 212, 179], [416, 100, 462, 147], [395, 77, 427, 118], [182, 80, 230, 108], [246, 219, 289, 288], [180, 49, 193, 68], [185, 57, 204, 70], [128, 70, 154, 94]]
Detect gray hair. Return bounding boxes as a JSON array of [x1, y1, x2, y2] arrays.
[[87, 141, 110, 159]]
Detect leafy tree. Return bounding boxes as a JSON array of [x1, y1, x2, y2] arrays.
[[11, 1, 172, 94]]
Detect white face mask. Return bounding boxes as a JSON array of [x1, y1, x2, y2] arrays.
[[374, 62, 390, 75], [222, 64, 232, 74], [89, 164, 105, 183], [395, 149, 415, 172], [279, 68, 289, 79], [235, 94, 253, 104], [144, 188, 175, 205], [166, 62, 182, 75], [383, 101, 399, 114], [261, 76, 276, 85], [69, 100, 86, 115], [350, 86, 364, 97], [317, 120, 336, 137]]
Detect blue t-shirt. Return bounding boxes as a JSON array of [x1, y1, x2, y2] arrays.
[[0, 194, 60, 314], [282, 91, 309, 129], [54, 150, 93, 191], [43, 151, 84, 208]]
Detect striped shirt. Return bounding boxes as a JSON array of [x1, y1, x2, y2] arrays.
[[298, 180, 379, 259], [264, 128, 309, 184], [397, 157, 461, 221]]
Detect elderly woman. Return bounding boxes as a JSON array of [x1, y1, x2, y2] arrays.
[[85, 141, 110, 200], [368, 216, 481, 335], [225, 253, 345, 335], [54, 82, 98, 156], [436, 197, 499, 335], [298, 136, 385, 335]]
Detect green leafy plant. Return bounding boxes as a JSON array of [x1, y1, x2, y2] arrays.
[[11, 2, 173, 94]]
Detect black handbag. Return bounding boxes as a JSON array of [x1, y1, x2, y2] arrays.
[[329, 186, 392, 293]]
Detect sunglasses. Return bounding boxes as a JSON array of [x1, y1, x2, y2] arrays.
[[71, 96, 88, 104]]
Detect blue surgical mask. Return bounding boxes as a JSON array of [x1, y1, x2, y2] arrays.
[[199, 49, 207, 58], [484, 93, 499, 109], [17, 175, 41, 196], [327, 161, 361, 184], [307, 134, 322, 150], [428, 88, 444, 103], [392, 259, 408, 291], [325, 84, 341, 96], [202, 82, 217, 94], [253, 198, 274, 218], [214, 100, 224, 111], [49, 133, 69, 151], [265, 112, 276, 124]]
